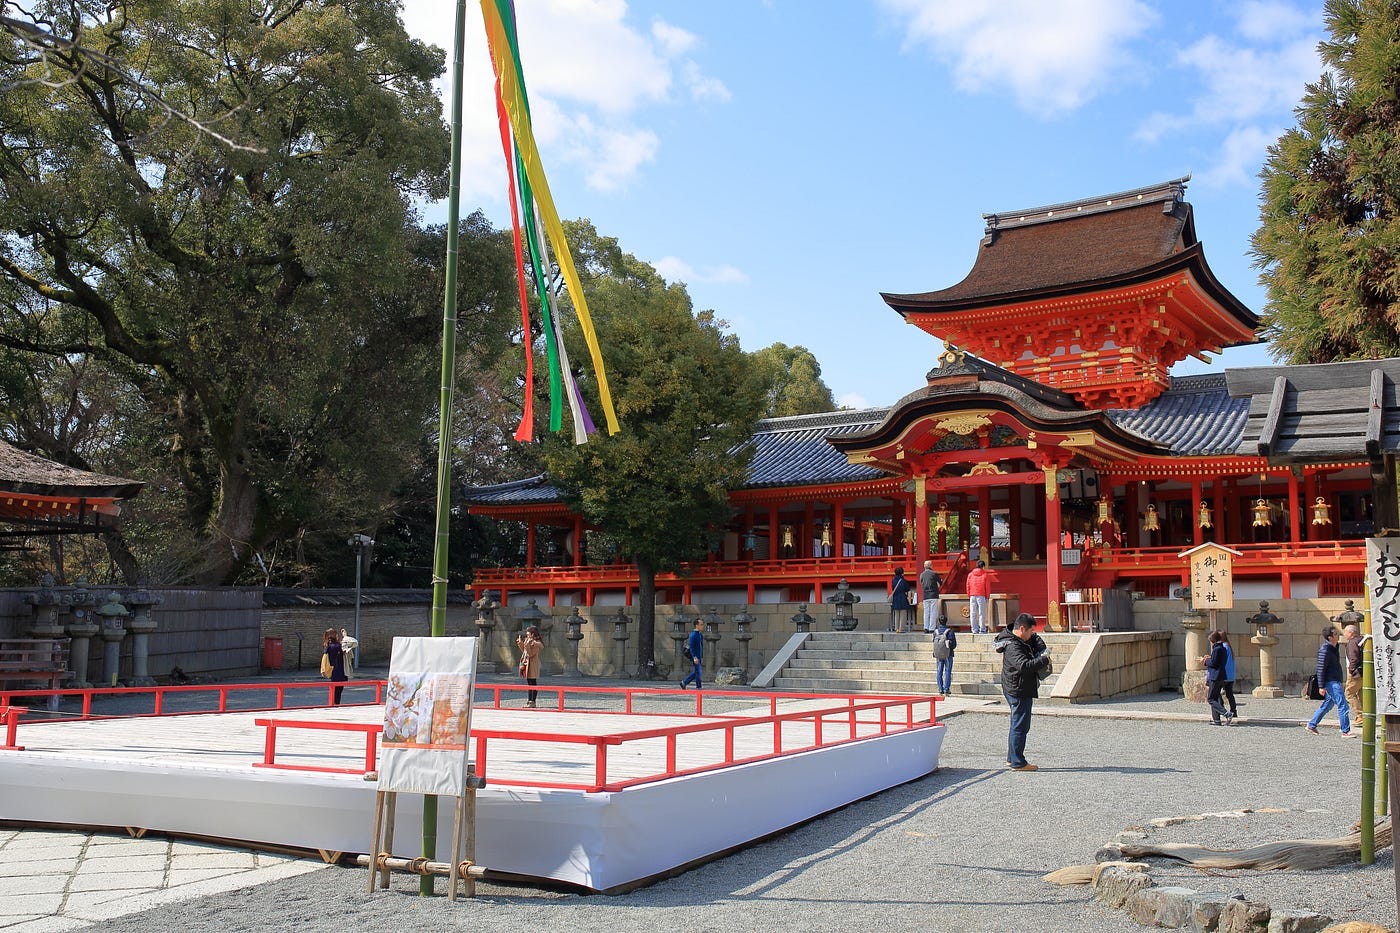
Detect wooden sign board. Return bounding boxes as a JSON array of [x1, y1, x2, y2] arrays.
[[1179, 543, 1240, 611], [1366, 538, 1400, 715]]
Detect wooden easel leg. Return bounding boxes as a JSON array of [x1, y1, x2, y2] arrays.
[[448, 790, 465, 901], [380, 792, 397, 890], [367, 791, 385, 894], [463, 775, 477, 899]]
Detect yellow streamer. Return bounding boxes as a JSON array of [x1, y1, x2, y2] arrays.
[[479, 3, 620, 435]]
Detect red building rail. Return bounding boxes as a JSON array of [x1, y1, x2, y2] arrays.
[[250, 685, 939, 793], [0, 679, 387, 721]]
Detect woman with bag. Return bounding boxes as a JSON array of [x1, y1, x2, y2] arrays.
[[322, 628, 347, 705], [889, 567, 914, 633], [516, 625, 543, 708]]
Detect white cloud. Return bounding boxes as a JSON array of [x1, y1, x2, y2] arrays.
[[837, 391, 871, 410], [1196, 125, 1278, 189], [1235, 0, 1316, 42], [653, 256, 751, 286], [398, 1, 729, 202], [878, 0, 1157, 114]]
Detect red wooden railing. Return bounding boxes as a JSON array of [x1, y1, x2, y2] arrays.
[[0, 679, 386, 721], [250, 684, 939, 793]]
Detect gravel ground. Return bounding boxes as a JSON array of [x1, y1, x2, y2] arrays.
[[86, 687, 1396, 933]]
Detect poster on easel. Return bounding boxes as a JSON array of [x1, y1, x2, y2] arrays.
[[378, 636, 478, 795], [1366, 538, 1400, 714]]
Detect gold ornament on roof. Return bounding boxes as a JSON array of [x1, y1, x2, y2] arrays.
[[935, 413, 992, 436], [968, 461, 1006, 476]]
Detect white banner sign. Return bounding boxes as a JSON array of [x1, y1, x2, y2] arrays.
[[1366, 538, 1400, 715], [377, 636, 478, 796]]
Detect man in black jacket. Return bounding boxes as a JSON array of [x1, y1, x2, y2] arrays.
[[996, 613, 1050, 771]]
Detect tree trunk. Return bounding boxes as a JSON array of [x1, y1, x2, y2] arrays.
[[636, 556, 656, 676], [200, 457, 259, 584]]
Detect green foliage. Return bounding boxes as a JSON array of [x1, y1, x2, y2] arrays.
[[0, 1, 522, 584], [542, 221, 767, 665], [1252, 0, 1400, 362], [749, 342, 837, 417]]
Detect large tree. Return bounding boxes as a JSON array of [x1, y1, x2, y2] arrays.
[[0, 0, 483, 584], [542, 221, 767, 673], [750, 342, 837, 417], [1253, 0, 1400, 362]]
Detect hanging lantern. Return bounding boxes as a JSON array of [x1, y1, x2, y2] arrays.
[[864, 522, 877, 545], [1311, 496, 1332, 526], [820, 521, 832, 548], [901, 522, 915, 544], [781, 525, 794, 549], [742, 528, 759, 552], [1096, 496, 1112, 525], [1252, 498, 1272, 527], [1198, 502, 1213, 529], [933, 502, 950, 533], [1142, 504, 1160, 532]]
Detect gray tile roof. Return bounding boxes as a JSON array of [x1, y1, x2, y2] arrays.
[[1107, 374, 1251, 455], [745, 409, 889, 487], [461, 475, 561, 505]]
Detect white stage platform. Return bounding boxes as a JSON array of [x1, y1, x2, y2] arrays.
[[0, 701, 945, 891]]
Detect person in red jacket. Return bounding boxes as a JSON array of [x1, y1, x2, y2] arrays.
[[966, 559, 991, 634]]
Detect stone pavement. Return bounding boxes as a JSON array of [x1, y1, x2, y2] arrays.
[[0, 827, 328, 932], [0, 666, 1382, 931]]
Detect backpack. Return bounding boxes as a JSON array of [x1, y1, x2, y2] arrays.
[[932, 628, 951, 660]]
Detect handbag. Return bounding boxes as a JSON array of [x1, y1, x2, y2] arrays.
[[518, 654, 529, 677], [319, 653, 332, 679], [1305, 674, 1324, 701], [1036, 657, 1054, 682]]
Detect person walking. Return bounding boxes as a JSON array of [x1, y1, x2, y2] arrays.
[[1305, 624, 1356, 737], [932, 616, 957, 695], [679, 618, 705, 690], [1343, 623, 1363, 713], [965, 559, 991, 634], [322, 628, 347, 705], [995, 613, 1050, 770], [890, 567, 914, 633], [919, 560, 942, 632], [515, 625, 543, 708], [1202, 630, 1236, 725]]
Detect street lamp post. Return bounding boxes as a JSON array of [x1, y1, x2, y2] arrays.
[[348, 534, 374, 644]]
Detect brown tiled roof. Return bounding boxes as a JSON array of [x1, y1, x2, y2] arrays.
[[881, 178, 1255, 330], [0, 438, 144, 499]]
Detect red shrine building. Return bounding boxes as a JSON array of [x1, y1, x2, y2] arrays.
[[465, 179, 1386, 627]]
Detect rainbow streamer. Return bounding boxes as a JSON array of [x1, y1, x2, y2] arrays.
[[480, 0, 620, 439]]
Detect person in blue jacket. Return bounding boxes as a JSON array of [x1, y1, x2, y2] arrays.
[[679, 618, 705, 690], [1202, 630, 1237, 725], [889, 567, 914, 632], [1306, 624, 1357, 736]]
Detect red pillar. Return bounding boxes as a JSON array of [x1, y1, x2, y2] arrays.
[[769, 504, 779, 559], [1192, 479, 1204, 546], [526, 522, 537, 570], [1287, 469, 1301, 544], [1044, 469, 1063, 629], [915, 477, 930, 566], [833, 500, 845, 559], [978, 492, 993, 564]]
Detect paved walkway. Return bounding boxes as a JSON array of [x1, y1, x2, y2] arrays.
[[0, 668, 1384, 931]]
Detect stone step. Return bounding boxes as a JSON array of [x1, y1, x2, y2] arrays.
[[770, 673, 1058, 695]]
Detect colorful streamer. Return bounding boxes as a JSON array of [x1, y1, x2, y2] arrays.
[[492, 75, 535, 442], [480, 0, 621, 437]]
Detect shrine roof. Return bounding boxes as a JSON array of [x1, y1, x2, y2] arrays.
[[460, 474, 562, 505], [880, 177, 1257, 331], [0, 438, 143, 500], [1226, 358, 1400, 463], [745, 409, 888, 487], [1106, 374, 1251, 456]]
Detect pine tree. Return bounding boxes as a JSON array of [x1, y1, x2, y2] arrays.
[[1253, 0, 1400, 362]]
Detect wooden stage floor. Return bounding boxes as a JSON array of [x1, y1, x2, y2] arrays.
[[0, 697, 946, 891]]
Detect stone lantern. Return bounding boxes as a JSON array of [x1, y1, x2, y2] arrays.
[[607, 606, 632, 677], [1180, 607, 1209, 702], [827, 578, 861, 631], [473, 590, 502, 673], [700, 607, 724, 676], [562, 607, 588, 676], [124, 586, 161, 687], [94, 591, 129, 687], [25, 573, 64, 638], [790, 603, 815, 634], [1247, 600, 1284, 698], [667, 605, 695, 673], [732, 608, 756, 682]]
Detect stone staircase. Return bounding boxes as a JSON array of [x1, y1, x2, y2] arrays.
[[768, 631, 1080, 696]]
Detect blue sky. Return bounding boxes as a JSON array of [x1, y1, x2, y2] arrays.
[[399, 0, 1328, 410]]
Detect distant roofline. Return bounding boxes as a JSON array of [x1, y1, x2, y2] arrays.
[[982, 176, 1191, 236]]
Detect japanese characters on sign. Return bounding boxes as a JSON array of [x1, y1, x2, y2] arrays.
[[378, 636, 478, 796], [1366, 538, 1400, 715], [1187, 545, 1235, 610]]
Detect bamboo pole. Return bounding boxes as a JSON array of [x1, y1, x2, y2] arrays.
[[422, 0, 470, 896]]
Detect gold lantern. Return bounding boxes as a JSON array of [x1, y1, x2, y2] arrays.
[[901, 522, 915, 544], [1096, 496, 1112, 525], [1142, 504, 1160, 532], [933, 502, 950, 533], [1251, 498, 1272, 527], [781, 524, 794, 549], [820, 521, 832, 548], [1198, 502, 1213, 529], [1311, 496, 1332, 525], [864, 522, 877, 545]]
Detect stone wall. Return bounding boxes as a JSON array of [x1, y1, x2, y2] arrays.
[[1131, 597, 1359, 696], [1050, 631, 1173, 703]]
